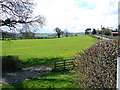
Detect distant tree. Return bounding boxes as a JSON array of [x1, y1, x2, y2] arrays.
[[85, 30, 88, 35], [102, 28, 111, 36], [55, 27, 64, 38], [96, 28, 99, 35], [64, 29, 69, 37], [1, 30, 16, 40], [115, 29, 118, 32], [75, 34, 78, 36], [1, 31, 7, 40], [65, 32, 69, 37], [21, 31, 35, 39], [92, 28, 96, 34], [85, 28, 91, 35], [102, 27, 106, 30]]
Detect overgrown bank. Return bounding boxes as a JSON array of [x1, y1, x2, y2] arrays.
[[74, 39, 118, 88]]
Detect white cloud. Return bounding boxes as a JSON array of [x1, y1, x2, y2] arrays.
[[33, 0, 119, 33]]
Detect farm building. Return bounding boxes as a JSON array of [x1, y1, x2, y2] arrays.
[[111, 31, 118, 36]]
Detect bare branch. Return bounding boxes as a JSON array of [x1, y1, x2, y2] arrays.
[[0, 0, 46, 33]]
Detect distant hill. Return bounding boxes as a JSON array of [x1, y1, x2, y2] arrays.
[[70, 32, 85, 36], [35, 33, 55, 35], [36, 32, 85, 35]]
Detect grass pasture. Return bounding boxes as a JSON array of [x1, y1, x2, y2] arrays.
[[2, 36, 97, 68], [2, 35, 97, 88], [3, 70, 80, 88]]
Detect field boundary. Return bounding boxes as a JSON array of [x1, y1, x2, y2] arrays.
[[53, 59, 76, 71]]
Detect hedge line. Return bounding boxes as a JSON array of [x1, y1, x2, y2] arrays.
[[74, 39, 118, 88]]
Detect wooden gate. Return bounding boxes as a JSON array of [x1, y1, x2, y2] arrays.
[[53, 59, 76, 71]]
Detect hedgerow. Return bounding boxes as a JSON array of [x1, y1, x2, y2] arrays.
[[74, 39, 118, 88]]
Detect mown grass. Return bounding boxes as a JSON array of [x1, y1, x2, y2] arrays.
[[2, 35, 98, 88], [2, 35, 97, 68]]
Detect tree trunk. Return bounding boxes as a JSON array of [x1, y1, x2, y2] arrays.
[[58, 33, 60, 38], [2, 35, 4, 40]]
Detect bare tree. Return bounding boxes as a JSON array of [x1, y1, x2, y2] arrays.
[[55, 27, 64, 38], [21, 31, 35, 39], [64, 28, 69, 37], [0, 0, 45, 32]]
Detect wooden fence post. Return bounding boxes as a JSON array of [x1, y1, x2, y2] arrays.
[[64, 60, 65, 70]]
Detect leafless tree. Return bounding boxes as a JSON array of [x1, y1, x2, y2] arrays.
[[64, 28, 69, 37], [55, 27, 64, 38], [0, 0, 45, 32]]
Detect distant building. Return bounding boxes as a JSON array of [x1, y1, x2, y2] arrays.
[[111, 31, 118, 36]]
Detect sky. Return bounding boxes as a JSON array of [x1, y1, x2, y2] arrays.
[[0, 0, 118, 33], [33, 0, 119, 33]]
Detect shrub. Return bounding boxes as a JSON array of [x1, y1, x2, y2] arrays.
[[74, 39, 118, 88], [102, 29, 111, 36], [2, 56, 21, 73], [92, 29, 96, 35]]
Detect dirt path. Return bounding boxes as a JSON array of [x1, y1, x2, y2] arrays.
[[2, 65, 52, 85]]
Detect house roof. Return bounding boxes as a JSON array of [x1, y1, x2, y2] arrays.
[[111, 32, 118, 34]]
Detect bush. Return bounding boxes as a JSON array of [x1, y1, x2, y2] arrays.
[[92, 29, 96, 35], [102, 29, 111, 36], [74, 39, 118, 88], [2, 56, 21, 73]]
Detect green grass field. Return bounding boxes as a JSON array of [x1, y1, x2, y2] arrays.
[[2, 35, 98, 88], [2, 36, 97, 68], [3, 70, 80, 88]]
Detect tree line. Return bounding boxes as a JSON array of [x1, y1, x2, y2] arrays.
[[85, 27, 118, 36], [1, 27, 71, 40]]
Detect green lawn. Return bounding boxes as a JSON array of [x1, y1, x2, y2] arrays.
[[3, 70, 80, 88], [2, 35, 97, 88], [2, 36, 97, 68]]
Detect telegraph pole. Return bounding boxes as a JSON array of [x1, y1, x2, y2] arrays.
[[101, 25, 102, 31]]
